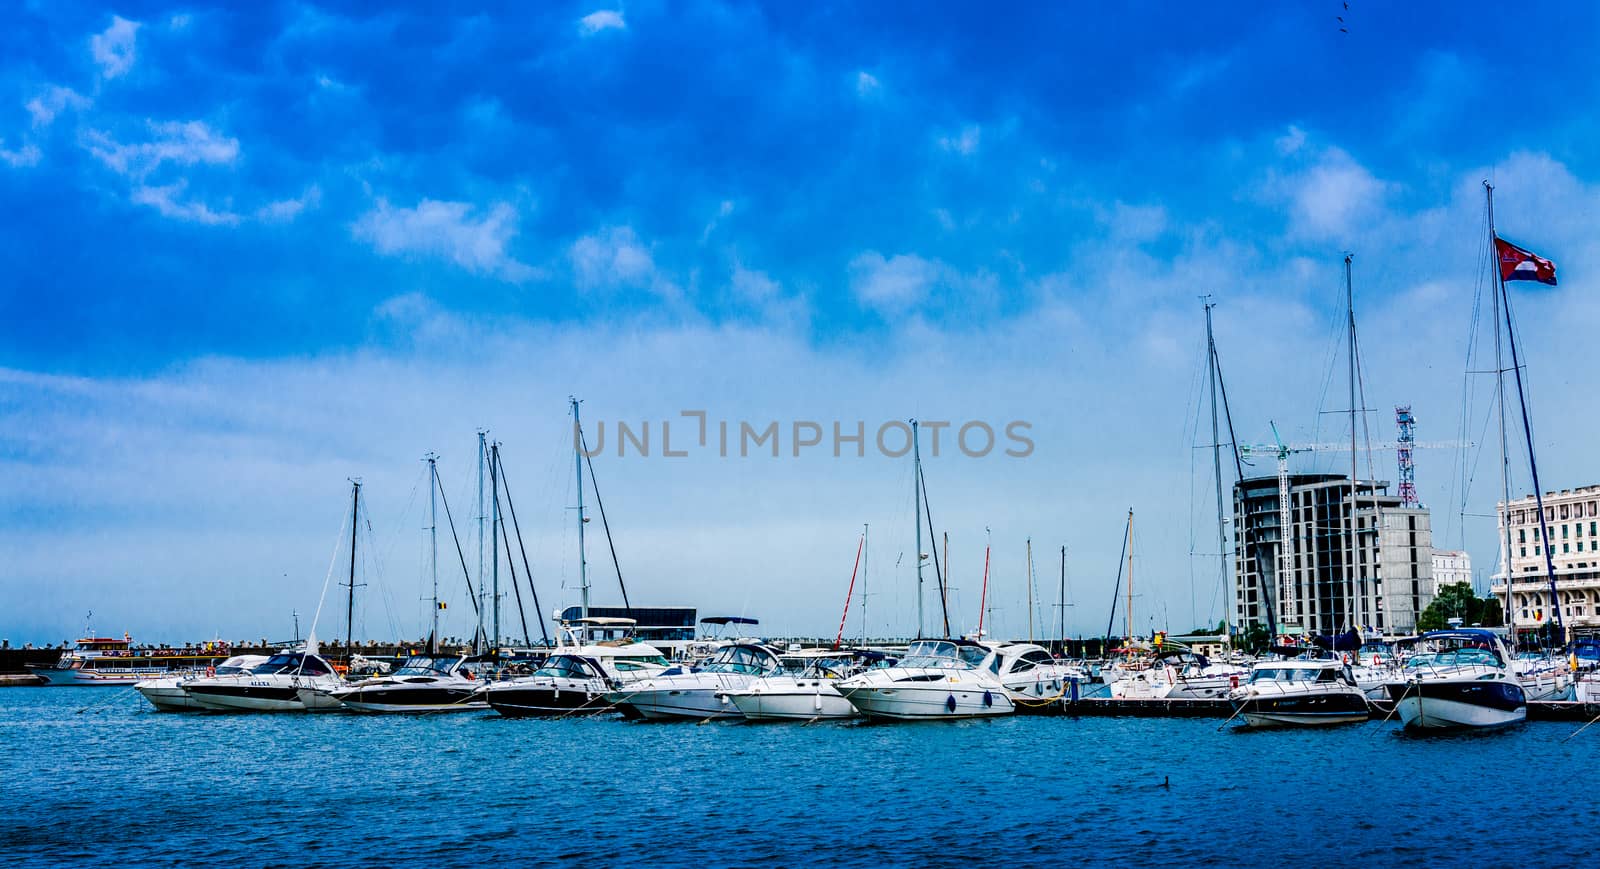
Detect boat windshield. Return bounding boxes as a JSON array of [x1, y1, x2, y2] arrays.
[[899, 641, 987, 669], [251, 654, 333, 677], [534, 655, 597, 679], [393, 656, 458, 677], [1249, 667, 1321, 684], [702, 645, 779, 675]]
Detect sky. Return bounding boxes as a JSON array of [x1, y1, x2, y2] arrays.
[[4, 2, 1600, 646]]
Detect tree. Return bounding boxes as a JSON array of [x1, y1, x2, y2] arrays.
[[1417, 583, 1501, 631], [1240, 624, 1270, 654]]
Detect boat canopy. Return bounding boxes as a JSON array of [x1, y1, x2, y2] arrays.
[[700, 616, 760, 626], [1311, 629, 1363, 652]]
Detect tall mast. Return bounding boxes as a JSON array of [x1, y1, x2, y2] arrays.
[[573, 398, 590, 619], [1027, 537, 1035, 643], [476, 430, 487, 650], [490, 441, 502, 649], [1205, 298, 1229, 636], [428, 453, 439, 654], [860, 523, 869, 646], [346, 479, 360, 666], [1059, 544, 1067, 651], [1487, 183, 1515, 641], [1126, 508, 1135, 641], [1346, 253, 1358, 636], [912, 419, 924, 639]]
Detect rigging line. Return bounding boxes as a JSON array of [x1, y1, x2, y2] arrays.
[[579, 427, 631, 609], [496, 448, 551, 645], [306, 493, 357, 641], [434, 469, 482, 619], [917, 461, 951, 638], [493, 469, 533, 647]]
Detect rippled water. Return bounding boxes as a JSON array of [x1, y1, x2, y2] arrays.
[[3, 688, 1597, 867]]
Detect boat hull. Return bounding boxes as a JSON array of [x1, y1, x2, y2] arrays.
[[1235, 692, 1370, 728], [835, 683, 1013, 720], [333, 685, 484, 713], [1385, 681, 1526, 730], [728, 685, 856, 721], [136, 678, 205, 711], [185, 682, 308, 712], [611, 687, 743, 720], [27, 665, 163, 686], [485, 685, 614, 717]]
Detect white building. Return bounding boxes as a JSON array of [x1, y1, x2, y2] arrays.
[[1489, 485, 1600, 633], [1431, 550, 1472, 596]]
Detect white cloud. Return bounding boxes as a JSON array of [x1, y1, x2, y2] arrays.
[[570, 226, 660, 290], [26, 86, 90, 128], [578, 9, 626, 35], [91, 15, 141, 79], [354, 198, 537, 282], [849, 251, 941, 314], [169, 13, 192, 31], [83, 120, 240, 178], [937, 124, 981, 156], [0, 140, 42, 168], [130, 181, 239, 225], [1287, 147, 1387, 240], [1276, 125, 1307, 155], [256, 185, 323, 223], [856, 71, 880, 97]]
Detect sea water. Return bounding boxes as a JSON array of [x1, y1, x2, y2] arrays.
[[3, 688, 1597, 867]]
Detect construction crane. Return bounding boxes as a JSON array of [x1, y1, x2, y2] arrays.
[[1238, 422, 1311, 624]]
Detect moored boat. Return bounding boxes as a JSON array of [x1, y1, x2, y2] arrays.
[[1383, 630, 1526, 731], [136, 655, 270, 711], [1229, 657, 1369, 728]]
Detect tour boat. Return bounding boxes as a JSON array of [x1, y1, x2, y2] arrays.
[[1383, 630, 1526, 731], [183, 650, 346, 712], [135, 655, 270, 711], [1228, 658, 1370, 727], [28, 634, 234, 686], [607, 642, 784, 721], [833, 638, 1014, 720]]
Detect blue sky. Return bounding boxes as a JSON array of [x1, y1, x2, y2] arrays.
[[4, 2, 1600, 645]]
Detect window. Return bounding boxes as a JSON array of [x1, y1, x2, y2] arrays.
[[1565, 543, 1571, 554], [1565, 525, 1570, 539], [1520, 529, 1527, 543], [1562, 504, 1571, 520]]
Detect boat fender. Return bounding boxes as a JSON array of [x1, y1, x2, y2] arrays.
[[946, 694, 957, 713], [982, 690, 993, 708]]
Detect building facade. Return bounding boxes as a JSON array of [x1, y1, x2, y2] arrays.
[[1489, 485, 1600, 634], [1431, 550, 1473, 596], [1234, 473, 1434, 638]]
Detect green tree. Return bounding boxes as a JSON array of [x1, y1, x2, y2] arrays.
[[1241, 624, 1270, 654], [1417, 582, 1501, 631]]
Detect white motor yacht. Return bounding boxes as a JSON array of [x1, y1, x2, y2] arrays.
[[136, 655, 269, 711], [725, 651, 885, 721], [325, 653, 494, 713], [1383, 630, 1526, 730], [1154, 649, 1249, 701], [1511, 652, 1574, 702], [991, 642, 1078, 706], [833, 639, 1014, 720], [183, 650, 345, 713], [608, 642, 784, 721], [1228, 658, 1370, 727]]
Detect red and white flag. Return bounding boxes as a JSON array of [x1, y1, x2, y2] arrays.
[[1495, 236, 1558, 285]]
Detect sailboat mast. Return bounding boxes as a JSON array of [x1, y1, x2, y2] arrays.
[[1126, 509, 1135, 641], [1205, 299, 1229, 636], [1059, 545, 1067, 651], [476, 430, 487, 650], [913, 419, 924, 638], [1487, 184, 1515, 640], [490, 442, 502, 649], [1486, 186, 1565, 645], [346, 479, 360, 666], [1027, 537, 1035, 643], [1346, 254, 1359, 636], [573, 398, 590, 619], [861, 523, 869, 646], [428, 454, 439, 654]]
